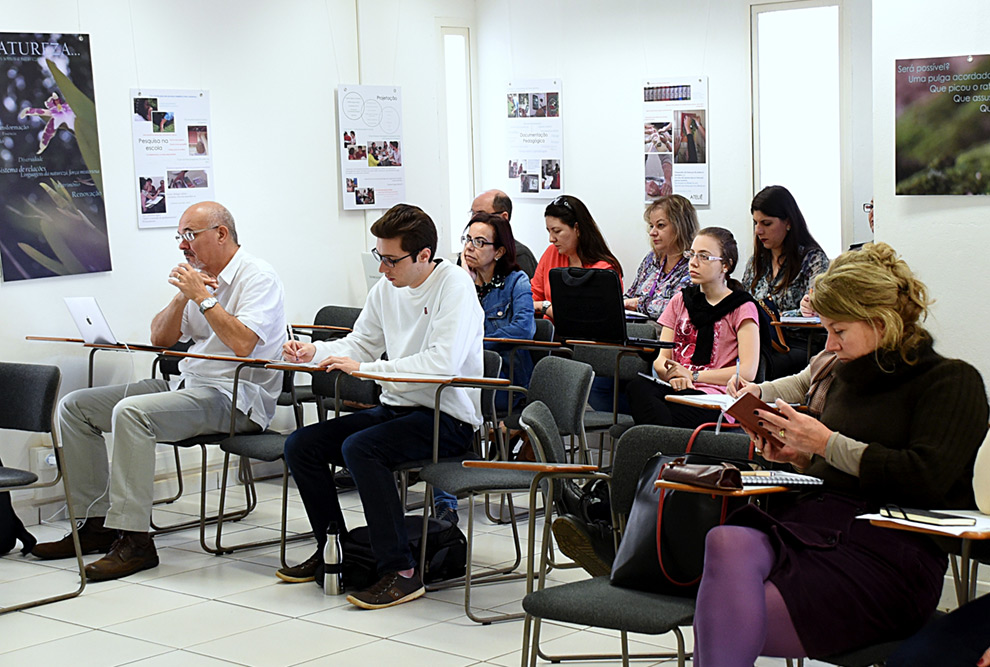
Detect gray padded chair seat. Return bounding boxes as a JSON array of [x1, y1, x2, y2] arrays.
[[523, 577, 696, 634], [0, 468, 39, 487], [419, 461, 536, 495], [220, 431, 286, 462], [583, 412, 634, 430]]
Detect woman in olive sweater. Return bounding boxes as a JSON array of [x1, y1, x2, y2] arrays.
[[691, 243, 989, 666]]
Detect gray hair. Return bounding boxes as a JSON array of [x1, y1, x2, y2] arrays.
[[205, 203, 238, 245]]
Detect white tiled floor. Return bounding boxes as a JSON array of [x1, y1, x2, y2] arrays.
[[0, 479, 830, 666]]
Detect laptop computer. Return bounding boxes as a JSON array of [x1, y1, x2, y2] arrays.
[[548, 268, 672, 350], [64, 297, 120, 345]]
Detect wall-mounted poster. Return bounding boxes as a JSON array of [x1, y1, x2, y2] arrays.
[[643, 76, 709, 206], [896, 55, 990, 195], [506, 79, 562, 199], [338, 85, 404, 210], [130, 89, 214, 228], [0, 33, 111, 282]]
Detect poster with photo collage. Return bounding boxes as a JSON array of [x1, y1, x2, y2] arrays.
[[643, 76, 709, 205], [505, 79, 562, 199], [338, 85, 404, 210], [130, 89, 214, 229]]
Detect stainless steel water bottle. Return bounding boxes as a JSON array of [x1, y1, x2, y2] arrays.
[[323, 523, 343, 595]]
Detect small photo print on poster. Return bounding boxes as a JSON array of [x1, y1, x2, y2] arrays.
[[532, 93, 547, 117], [546, 92, 559, 117], [343, 130, 356, 147], [541, 159, 561, 191], [348, 145, 367, 161], [507, 94, 518, 118], [356, 188, 375, 205], [644, 122, 672, 153], [134, 97, 157, 122], [168, 169, 208, 189], [139, 176, 166, 214], [517, 93, 530, 118], [521, 173, 540, 193], [508, 160, 523, 178], [188, 125, 209, 155], [368, 141, 401, 167], [346, 178, 357, 192], [674, 110, 706, 164], [645, 153, 673, 200], [152, 111, 175, 133]]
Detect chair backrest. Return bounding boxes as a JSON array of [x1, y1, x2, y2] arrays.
[[527, 317, 557, 366], [313, 305, 362, 343], [481, 350, 501, 424], [527, 356, 594, 437], [549, 267, 626, 345], [609, 425, 753, 516], [0, 362, 61, 434], [519, 400, 567, 465], [154, 340, 194, 381]]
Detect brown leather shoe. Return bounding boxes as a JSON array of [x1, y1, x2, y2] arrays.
[[32, 517, 117, 560], [85, 531, 159, 581]]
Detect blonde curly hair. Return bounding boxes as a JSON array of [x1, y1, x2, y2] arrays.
[[810, 242, 932, 364]]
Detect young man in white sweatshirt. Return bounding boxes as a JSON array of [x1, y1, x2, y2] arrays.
[[278, 203, 485, 609]]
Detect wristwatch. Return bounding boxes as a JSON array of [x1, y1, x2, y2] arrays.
[[691, 370, 700, 382], [542, 300, 551, 314], [198, 296, 218, 314]]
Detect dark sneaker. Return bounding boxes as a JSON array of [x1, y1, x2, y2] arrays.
[[334, 469, 356, 489], [552, 514, 612, 577], [32, 517, 117, 560], [276, 550, 321, 583], [346, 571, 425, 609], [435, 506, 459, 526], [85, 532, 159, 582]]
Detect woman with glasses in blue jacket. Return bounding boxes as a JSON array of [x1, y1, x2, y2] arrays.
[[461, 212, 536, 411]]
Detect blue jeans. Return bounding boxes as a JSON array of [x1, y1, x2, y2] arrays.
[[284, 404, 474, 573]]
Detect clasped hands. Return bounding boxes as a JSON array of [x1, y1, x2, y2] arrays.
[[168, 263, 217, 302], [725, 376, 832, 467], [281, 340, 359, 374]]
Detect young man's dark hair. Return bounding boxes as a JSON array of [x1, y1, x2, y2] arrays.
[[370, 203, 438, 261]]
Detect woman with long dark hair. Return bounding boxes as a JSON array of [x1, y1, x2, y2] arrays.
[[743, 185, 830, 377], [531, 194, 622, 320]]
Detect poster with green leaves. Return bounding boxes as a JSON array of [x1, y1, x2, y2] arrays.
[[0, 33, 111, 281]]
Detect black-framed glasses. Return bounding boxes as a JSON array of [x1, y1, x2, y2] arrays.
[[683, 250, 723, 263], [175, 225, 219, 242], [461, 234, 496, 249], [372, 247, 417, 268], [862, 203, 874, 213], [550, 195, 573, 211]]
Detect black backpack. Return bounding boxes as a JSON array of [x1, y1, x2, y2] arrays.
[[0, 457, 37, 556], [316, 515, 467, 591]]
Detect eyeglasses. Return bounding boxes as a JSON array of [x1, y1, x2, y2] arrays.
[[682, 250, 723, 262], [175, 225, 219, 242], [550, 196, 573, 212], [862, 203, 874, 213], [372, 247, 417, 268], [461, 234, 496, 249]]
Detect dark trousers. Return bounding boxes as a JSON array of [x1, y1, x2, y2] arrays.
[[626, 374, 722, 429], [284, 404, 474, 573], [887, 593, 990, 667]]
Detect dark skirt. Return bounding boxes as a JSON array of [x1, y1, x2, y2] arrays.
[[728, 492, 947, 658]]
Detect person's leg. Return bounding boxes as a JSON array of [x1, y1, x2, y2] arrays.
[[58, 379, 169, 520], [342, 407, 473, 573], [283, 405, 394, 550], [693, 525, 805, 666], [105, 386, 259, 533], [666, 401, 722, 430], [887, 593, 990, 667], [626, 375, 674, 425]]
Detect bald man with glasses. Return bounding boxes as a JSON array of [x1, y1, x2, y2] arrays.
[[32, 201, 287, 581]]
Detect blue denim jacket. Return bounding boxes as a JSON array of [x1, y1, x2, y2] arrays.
[[481, 270, 536, 393]]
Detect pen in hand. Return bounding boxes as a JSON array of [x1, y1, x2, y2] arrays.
[[735, 356, 740, 389]]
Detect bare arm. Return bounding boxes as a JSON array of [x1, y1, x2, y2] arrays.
[[150, 293, 187, 348]]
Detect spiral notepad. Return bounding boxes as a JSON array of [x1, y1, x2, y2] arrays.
[[741, 471, 823, 487]]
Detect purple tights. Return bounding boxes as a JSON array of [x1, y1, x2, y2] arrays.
[[693, 525, 806, 666]]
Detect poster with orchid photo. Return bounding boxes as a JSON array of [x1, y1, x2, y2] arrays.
[[0, 33, 111, 282]]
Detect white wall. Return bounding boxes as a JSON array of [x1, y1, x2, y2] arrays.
[[0, 0, 474, 479], [873, 0, 990, 379]]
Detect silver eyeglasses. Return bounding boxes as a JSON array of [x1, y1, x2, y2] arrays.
[[682, 250, 723, 262], [461, 234, 496, 249], [372, 247, 417, 268], [175, 225, 219, 242]]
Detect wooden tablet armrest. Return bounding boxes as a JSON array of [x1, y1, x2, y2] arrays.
[[463, 461, 599, 473], [290, 324, 353, 333], [162, 350, 272, 365], [484, 337, 563, 348], [26, 336, 85, 343], [653, 479, 789, 496], [564, 339, 655, 353]]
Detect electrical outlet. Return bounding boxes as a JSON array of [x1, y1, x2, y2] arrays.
[[29, 447, 63, 502]]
